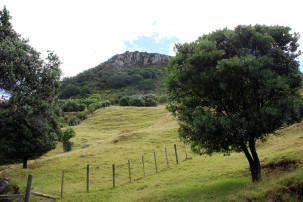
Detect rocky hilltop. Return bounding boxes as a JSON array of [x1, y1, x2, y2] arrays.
[[106, 51, 171, 68]]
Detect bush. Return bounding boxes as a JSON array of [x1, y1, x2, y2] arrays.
[[61, 115, 69, 126], [128, 95, 145, 107], [119, 94, 159, 107], [90, 94, 101, 101], [119, 96, 131, 106], [88, 102, 100, 113], [81, 98, 98, 107], [77, 111, 88, 121], [100, 100, 111, 107], [68, 117, 80, 126], [77, 103, 86, 111], [143, 94, 158, 106], [61, 100, 85, 112], [59, 128, 76, 142]]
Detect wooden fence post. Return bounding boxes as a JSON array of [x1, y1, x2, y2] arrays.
[[61, 170, 64, 197], [128, 160, 131, 181], [24, 175, 33, 202], [112, 164, 116, 188], [165, 147, 169, 168], [87, 165, 90, 192], [174, 144, 179, 164], [154, 151, 158, 173], [142, 156, 145, 177], [184, 142, 188, 159]]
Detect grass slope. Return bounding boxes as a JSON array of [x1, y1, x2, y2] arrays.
[[1, 105, 303, 201]]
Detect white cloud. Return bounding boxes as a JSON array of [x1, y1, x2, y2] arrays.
[[1, 0, 303, 77], [168, 43, 176, 56]]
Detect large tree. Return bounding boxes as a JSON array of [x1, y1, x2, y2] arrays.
[[166, 25, 303, 182], [0, 6, 62, 168]]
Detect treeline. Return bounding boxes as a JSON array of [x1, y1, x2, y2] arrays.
[[59, 65, 166, 100], [59, 93, 168, 126], [119, 94, 159, 107], [59, 94, 110, 126]]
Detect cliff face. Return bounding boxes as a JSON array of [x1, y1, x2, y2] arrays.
[[106, 51, 171, 68]]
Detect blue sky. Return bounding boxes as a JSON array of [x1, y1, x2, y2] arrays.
[[124, 33, 178, 55]]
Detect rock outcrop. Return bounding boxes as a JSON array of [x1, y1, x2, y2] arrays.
[[0, 178, 9, 194], [106, 51, 171, 68]]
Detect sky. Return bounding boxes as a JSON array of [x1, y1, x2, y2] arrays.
[[0, 0, 303, 78]]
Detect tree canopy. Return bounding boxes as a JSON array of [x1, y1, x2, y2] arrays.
[[0, 6, 62, 168], [166, 25, 303, 182]]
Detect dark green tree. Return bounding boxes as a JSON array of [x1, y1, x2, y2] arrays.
[[58, 84, 81, 99], [143, 94, 158, 106], [0, 6, 62, 169], [107, 72, 130, 88], [130, 73, 143, 85], [61, 100, 85, 112], [138, 79, 155, 91], [166, 25, 303, 182]]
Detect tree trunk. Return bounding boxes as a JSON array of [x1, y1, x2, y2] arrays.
[[249, 138, 262, 182], [241, 139, 262, 182], [23, 158, 28, 169]]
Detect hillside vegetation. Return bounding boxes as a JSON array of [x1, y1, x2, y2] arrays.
[[59, 51, 170, 103], [1, 106, 303, 201]]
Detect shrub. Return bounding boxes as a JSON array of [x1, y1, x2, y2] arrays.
[[90, 94, 101, 101], [128, 95, 145, 107], [77, 111, 88, 121], [77, 104, 86, 111], [68, 117, 80, 126], [100, 100, 111, 107], [59, 128, 76, 142], [119, 96, 131, 106], [60, 115, 69, 127], [88, 102, 100, 113], [61, 100, 85, 112], [81, 98, 98, 107], [143, 94, 158, 106]]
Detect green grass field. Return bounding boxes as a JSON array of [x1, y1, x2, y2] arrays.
[[1, 105, 303, 201]]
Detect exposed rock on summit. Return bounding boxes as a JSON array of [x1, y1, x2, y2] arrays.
[[106, 51, 171, 68]]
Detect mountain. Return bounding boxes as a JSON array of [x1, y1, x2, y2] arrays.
[[59, 51, 171, 102]]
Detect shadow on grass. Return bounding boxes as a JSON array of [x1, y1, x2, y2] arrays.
[[146, 177, 251, 201]]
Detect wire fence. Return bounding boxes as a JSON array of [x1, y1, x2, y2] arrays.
[[14, 142, 191, 200]]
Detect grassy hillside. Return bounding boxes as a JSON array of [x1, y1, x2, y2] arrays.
[[1, 106, 303, 201]]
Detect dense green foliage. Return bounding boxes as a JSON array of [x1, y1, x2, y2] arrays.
[[0, 7, 62, 168], [58, 84, 81, 99], [68, 117, 80, 126], [59, 61, 167, 102], [119, 94, 158, 107], [167, 25, 303, 182], [138, 79, 156, 91], [61, 100, 86, 112], [59, 128, 75, 142]]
